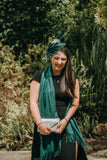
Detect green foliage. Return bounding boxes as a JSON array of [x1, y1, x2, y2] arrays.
[[23, 43, 48, 76], [0, 100, 33, 150], [0, 0, 95, 53], [0, 44, 33, 150], [46, 1, 79, 53], [78, 114, 97, 138], [72, 53, 98, 119], [80, 25, 107, 110], [95, 0, 107, 28], [0, 0, 57, 46]]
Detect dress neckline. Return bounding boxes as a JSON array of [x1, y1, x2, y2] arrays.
[[53, 74, 61, 77], [53, 74, 62, 83]]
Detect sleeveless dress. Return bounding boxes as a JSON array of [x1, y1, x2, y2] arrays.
[[31, 70, 87, 160]]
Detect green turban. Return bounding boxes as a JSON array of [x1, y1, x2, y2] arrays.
[[45, 31, 66, 62]]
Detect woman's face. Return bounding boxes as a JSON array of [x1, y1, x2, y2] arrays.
[[51, 51, 67, 75]]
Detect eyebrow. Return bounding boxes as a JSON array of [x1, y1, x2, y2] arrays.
[[54, 56, 67, 59], [54, 55, 66, 58]]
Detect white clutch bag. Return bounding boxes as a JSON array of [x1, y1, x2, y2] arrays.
[[37, 118, 60, 132]]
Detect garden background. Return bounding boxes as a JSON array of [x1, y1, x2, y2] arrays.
[[0, 0, 107, 151]]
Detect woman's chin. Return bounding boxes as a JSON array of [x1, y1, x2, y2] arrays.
[[55, 68, 62, 73]]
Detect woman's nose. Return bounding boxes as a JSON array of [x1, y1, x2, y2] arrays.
[[57, 60, 61, 64]]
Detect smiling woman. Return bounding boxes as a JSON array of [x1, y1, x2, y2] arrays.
[[30, 31, 87, 160]]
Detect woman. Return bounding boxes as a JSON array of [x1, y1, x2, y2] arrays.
[[30, 32, 87, 160]]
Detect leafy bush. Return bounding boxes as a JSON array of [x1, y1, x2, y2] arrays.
[[0, 0, 55, 46], [72, 51, 97, 118], [0, 100, 33, 150], [0, 44, 34, 150], [71, 53, 100, 138], [78, 114, 97, 138], [95, 0, 107, 28], [23, 43, 48, 75]]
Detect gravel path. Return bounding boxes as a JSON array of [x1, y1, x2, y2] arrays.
[[0, 149, 107, 160]]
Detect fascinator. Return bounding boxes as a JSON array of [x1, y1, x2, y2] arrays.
[[45, 31, 66, 62]]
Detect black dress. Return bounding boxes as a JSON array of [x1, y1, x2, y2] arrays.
[[31, 70, 87, 160]]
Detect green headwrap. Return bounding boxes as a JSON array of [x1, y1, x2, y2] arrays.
[[45, 31, 66, 62]]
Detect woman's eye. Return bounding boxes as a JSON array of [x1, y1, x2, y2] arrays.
[[54, 57, 67, 61], [61, 59, 66, 61], [54, 57, 59, 60]]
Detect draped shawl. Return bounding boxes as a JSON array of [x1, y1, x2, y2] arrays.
[[36, 64, 87, 160]]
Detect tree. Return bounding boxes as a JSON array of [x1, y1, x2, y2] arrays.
[[0, 0, 57, 46]]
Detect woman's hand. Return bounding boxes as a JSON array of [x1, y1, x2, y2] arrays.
[[38, 123, 53, 135], [55, 118, 68, 134]]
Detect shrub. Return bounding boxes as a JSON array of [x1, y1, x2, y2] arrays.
[[0, 44, 33, 150], [0, 100, 33, 150]]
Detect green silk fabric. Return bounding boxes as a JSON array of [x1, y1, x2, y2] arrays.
[[45, 39, 66, 62], [36, 64, 87, 160]]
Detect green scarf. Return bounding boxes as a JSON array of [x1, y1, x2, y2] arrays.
[[37, 64, 87, 160]]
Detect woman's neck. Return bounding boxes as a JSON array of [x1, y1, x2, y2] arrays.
[[52, 64, 62, 76], [52, 69, 61, 76]]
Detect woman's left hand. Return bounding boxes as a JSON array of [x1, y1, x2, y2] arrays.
[[55, 119, 68, 134]]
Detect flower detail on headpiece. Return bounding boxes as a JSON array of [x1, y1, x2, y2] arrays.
[[51, 39, 60, 44]]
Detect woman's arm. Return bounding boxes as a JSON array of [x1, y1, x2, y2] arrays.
[[30, 80, 52, 135], [30, 81, 41, 125], [65, 78, 80, 121], [55, 79, 79, 134]]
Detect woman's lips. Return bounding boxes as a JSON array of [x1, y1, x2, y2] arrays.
[[56, 64, 62, 68]]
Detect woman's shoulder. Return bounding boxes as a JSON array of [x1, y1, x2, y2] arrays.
[[31, 69, 44, 83]]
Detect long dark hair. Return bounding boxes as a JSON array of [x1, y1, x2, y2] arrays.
[[60, 47, 76, 98]]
